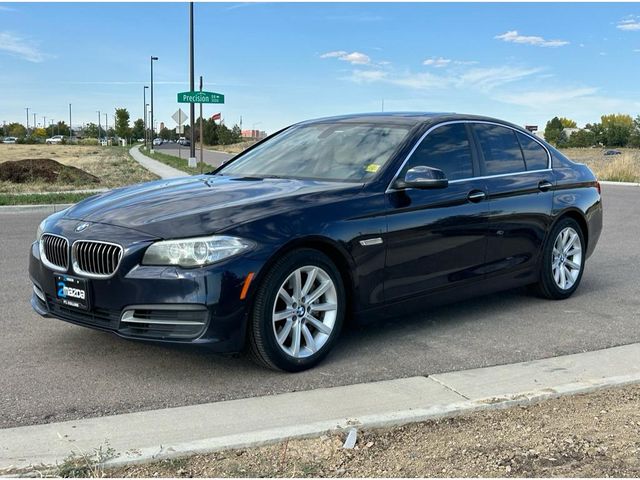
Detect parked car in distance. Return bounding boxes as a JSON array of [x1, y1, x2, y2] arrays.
[[2, 136, 18, 144], [177, 136, 191, 146], [604, 149, 621, 156], [46, 135, 65, 145], [29, 113, 603, 372], [152, 138, 162, 146]]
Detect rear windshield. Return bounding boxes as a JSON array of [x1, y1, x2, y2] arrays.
[[218, 123, 411, 182]]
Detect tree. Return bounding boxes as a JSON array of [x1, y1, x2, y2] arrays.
[[159, 127, 171, 140], [544, 117, 564, 146], [84, 122, 99, 138], [600, 114, 633, 147], [52, 121, 70, 137], [131, 118, 145, 140], [33, 127, 47, 139], [231, 125, 242, 143], [629, 115, 640, 148], [559, 117, 577, 129], [7, 122, 27, 138], [566, 129, 596, 148], [114, 108, 131, 140]]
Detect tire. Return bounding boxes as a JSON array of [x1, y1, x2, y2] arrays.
[[532, 217, 586, 300], [248, 248, 346, 372]]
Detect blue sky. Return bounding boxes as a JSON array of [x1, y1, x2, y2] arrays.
[[1, 2, 640, 134]]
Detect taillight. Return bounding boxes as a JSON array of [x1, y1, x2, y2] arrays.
[[595, 180, 601, 195]]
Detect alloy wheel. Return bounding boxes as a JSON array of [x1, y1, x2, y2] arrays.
[[272, 266, 338, 358], [551, 226, 583, 290]]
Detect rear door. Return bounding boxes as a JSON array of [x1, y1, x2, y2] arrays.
[[470, 122, 554, 280], [384, 122, 489, 302]]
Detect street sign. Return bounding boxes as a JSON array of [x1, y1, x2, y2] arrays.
[[172, 109, 188, 125], [175, 125, 184, 134], [177, 91, 224, 104]]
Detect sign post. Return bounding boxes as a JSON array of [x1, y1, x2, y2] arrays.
[[172, 109, 188, 159], [177, 88, 224, 169]]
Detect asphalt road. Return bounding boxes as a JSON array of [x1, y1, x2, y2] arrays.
[[1, 185, 638, 429], [153, 143, 233, 168]]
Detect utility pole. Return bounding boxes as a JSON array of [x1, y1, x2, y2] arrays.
[[105, 113, 108, 145], [25, 107, 29, 134], [97, 111, 101, 144], [43, 116, 46, 133], [143, 86, 149, 149], [33, 113, 36, 132], [150, 55, 158, 152], [188, 1, 196, 165], [199, 75, 204, 173], [69, 104, 72, 139]]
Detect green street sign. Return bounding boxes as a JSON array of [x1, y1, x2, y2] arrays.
[[177, 91, 225, 104]]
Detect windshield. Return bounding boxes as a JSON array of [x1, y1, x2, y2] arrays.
[[218, 122, 411, 182]]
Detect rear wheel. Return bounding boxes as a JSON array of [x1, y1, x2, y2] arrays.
[[248, 249, 345, 372], [533, 217, 585, 300]]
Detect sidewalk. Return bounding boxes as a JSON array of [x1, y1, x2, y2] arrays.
[[129, 145, 186, 179], [1, 342, 639, 472]]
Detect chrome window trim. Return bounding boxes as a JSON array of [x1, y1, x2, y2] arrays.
[[39, 233, 69, 272], [71, 239, 124, 280], [385, 119, 552, 193]]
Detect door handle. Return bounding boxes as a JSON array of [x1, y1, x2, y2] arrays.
[[538, 180, 553, 192], [467, 190, 486, 202]]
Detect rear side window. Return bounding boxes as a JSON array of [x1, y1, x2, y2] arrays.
[[473, 124, 525, 175], [403, 123, 473, 180], [516, 132, 549, 170]]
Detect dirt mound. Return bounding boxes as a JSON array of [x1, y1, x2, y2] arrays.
[[0, 158, 100, 185]]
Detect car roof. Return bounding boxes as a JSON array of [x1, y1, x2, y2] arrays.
[[296, 112, 527, 131]]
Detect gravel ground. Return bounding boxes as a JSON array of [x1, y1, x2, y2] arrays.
[[110, 384, 640, 478]]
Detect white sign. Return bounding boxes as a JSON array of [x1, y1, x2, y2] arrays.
[[172, 109, 188, 125], [175, 125, 184, 134]]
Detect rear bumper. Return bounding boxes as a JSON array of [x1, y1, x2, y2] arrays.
[[29, 240, 262, 353]]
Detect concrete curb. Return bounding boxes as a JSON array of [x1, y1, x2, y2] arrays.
[[1, 342, 639, 473], [0, 203, 74, 214], [600, 180, 639, 187]]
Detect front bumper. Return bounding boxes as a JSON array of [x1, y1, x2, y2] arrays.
[[29, 234, 262, 353]]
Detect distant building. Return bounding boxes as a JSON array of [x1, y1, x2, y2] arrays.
[[562, 128, 581, 138], [159, 122, 165, 132], [242, 129, 267, 139]]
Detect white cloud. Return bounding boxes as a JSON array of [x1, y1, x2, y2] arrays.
[[0, 31, 46, 62], [617, 17, 640, 30], [423, 57, 478, 68], [423, 57, 451, 68], [495, 30, 569, 47], [320, 50, 370, 65], [347, 64, 543, 93]]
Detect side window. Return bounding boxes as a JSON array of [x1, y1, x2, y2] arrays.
[[473, 124, 526, 175], [402, 123, 473, 181], [516, 132, 549, 171]]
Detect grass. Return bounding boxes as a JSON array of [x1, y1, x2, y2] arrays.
[[138, 146, 201, 175], [0, 191, 96, 205], [0, 144, 158, 194], [208, 141, 255, 155], [560, 147, 640, 183]]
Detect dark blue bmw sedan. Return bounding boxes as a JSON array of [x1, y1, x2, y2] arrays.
[[30, 113, 603, 371]]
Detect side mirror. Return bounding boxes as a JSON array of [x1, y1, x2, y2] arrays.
[[395, 166, 448, 190]]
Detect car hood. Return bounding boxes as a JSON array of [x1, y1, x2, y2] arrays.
[[63, 175, 358, 238]]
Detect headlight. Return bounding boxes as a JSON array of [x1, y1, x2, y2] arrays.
[[36, 219, 46, 241], [142, 235, 254, 267]]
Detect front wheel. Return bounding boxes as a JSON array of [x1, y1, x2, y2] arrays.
[[533, 218, 585, 300], [248, 249, 345, 372]]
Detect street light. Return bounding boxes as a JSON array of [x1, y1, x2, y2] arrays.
[[143, 86, 149, 149], [97, 110, 101, 145], [104, 113, 108, 145], [150, 55, 158, 152], [25, 107, 29, 135], [145, 103, 150, 148]]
